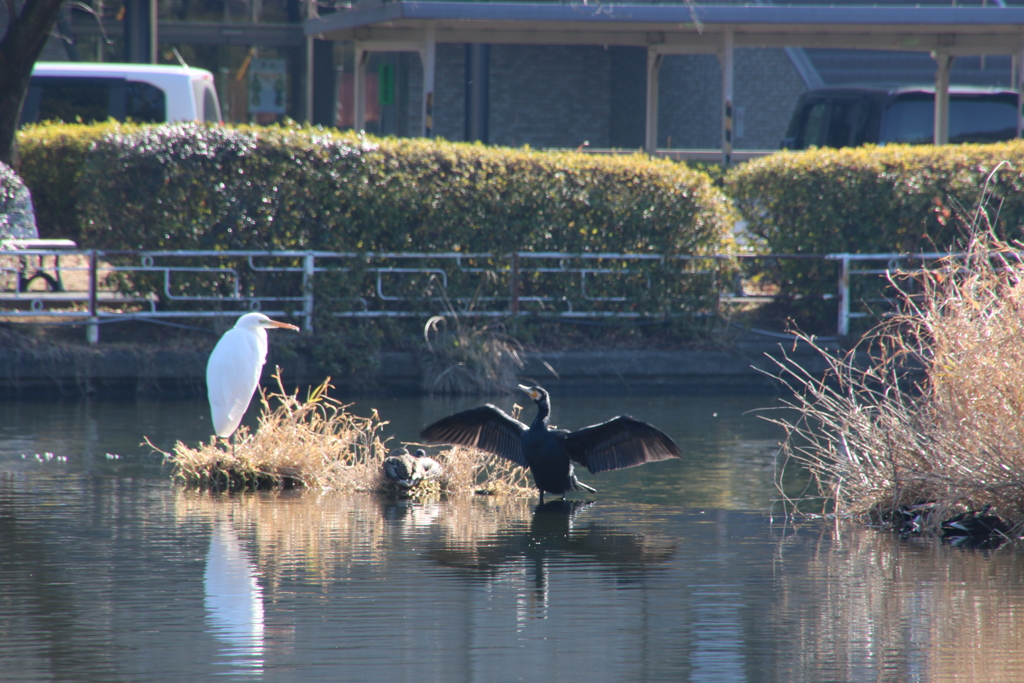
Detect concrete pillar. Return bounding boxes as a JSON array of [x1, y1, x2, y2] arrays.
[[645, 49, 663, 154], [419, 25, 437, 138], [123, 0, 156, 64], [933, 51, 954, 145], [354, 45, 368, 132], [719, 30, 734, 168], [464, 44, 490, 142]]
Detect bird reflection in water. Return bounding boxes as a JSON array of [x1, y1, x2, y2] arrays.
[[204, 518, 265, 675], [425, 500, 676, 622]]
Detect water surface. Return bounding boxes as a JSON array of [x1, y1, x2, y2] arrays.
[[2, 395, 1023, 682]]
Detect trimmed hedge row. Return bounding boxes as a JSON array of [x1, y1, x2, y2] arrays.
[[16, 123, 115, 240], [724, 143, 1024, 332], [17, 122, 734, 256], [726, 142, 1024, 256]]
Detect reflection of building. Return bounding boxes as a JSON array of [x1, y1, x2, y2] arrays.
[[21, 1, 1024, 152]]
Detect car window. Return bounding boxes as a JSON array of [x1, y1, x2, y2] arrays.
[[197, 83, 222, 122], [21, 76, 167, 125], [797, 101, 829, 148], [824, 98, 874, 148], [30, 77, 114, 124], [125, 81, 166, 122], [789, 97, 875, 149], [949, 98, 1017, 143], [881, 94, 1018, 145]]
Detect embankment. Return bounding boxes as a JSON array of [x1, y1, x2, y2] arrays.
[[0, 335, 836, 398]]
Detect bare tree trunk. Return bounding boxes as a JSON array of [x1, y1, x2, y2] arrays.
[[0, 0, 67, 169]]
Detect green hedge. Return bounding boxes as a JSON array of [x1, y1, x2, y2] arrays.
[[16, 122, 733, 255], [726, 142, 1024, 256], [17, 122, 126, 241], [725, 143, 1024, 332], [15, 122, 734, 322]]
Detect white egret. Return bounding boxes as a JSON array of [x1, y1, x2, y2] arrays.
[[206, 313, 300, 438]]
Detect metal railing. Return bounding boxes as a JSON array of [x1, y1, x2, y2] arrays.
[[829, 252, 953, 336], [0, 246, 945, 342]]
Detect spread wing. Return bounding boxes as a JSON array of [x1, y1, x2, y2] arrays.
[[564, 416, 682, 474], [420, 405, 529, 467]]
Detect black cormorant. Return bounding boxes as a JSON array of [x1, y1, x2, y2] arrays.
[[420, 384, 682, 500]]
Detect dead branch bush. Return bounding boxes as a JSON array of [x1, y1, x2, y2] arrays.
[[773, 168, 1024, 538], [160, 369, 532, 497]]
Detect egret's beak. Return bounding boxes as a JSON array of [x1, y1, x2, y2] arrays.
[[264, 319, 300, 331]]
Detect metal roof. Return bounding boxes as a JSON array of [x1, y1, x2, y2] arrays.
[[306, 3, 1024, 55]]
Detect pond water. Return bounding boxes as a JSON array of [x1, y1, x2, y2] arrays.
[[3, 393, 1024, 682]]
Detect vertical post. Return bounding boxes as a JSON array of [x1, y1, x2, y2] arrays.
[[719, 30, 734, 168], [837, 254, 850, 337], [933, 51, 954, 145], [420, 25, 437, 138], [510, 252, 519, 315], [87, 249, 99, 344], [1017, 44, 1024, 139], [644, 49, 663, 154], [464, 44, 490, 142], [303, 252, 315, 333], [354, 45, 368, 132]]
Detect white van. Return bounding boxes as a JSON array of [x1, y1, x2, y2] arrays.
[[20, 62, 222, 126]]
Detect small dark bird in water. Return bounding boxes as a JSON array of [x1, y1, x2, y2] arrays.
[[383, 447, 442, 489], [941, 506, 1012, 548], [413, 448, 443, 480], [420, 384, 682, 501]]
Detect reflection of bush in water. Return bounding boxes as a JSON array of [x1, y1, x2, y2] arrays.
[[176, 492, 675, 588], [174, 491, 541, 585], [773, 526, 1024, 682]]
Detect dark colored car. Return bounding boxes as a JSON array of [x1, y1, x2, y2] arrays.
[[782, 85, 1019, 149]]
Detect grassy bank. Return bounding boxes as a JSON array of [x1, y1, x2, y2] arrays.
[[160, 371, 532, 496]]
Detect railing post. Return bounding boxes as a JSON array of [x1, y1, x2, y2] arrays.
[[87, 249, 99, 343], [303, 252, 315, 333], [510, 252, 519, 315], [837, 254, 850, 337]]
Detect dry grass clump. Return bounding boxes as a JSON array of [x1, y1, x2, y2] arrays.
[[420, 277, 525, 395], [774, 191, 1024, 541], [161, 370, 533, 497]]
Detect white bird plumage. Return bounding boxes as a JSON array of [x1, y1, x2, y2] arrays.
[[206, 313, 300, 438]]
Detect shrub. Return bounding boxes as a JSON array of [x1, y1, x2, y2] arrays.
[[726, 142, 1024, 332], [70, 123, 733, 256], [32, 122, 730, 323], [0, 161, 37, 239], [727, 142, 1024, 257], [17, 122, 126, 241], [772, 189, 1024, 544], [163, 371, 532, 495]]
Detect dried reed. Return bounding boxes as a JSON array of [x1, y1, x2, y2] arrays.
[[161, 369, 533, 496], [773, 173, 1024, 539], [420, 276, 525, 395]]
